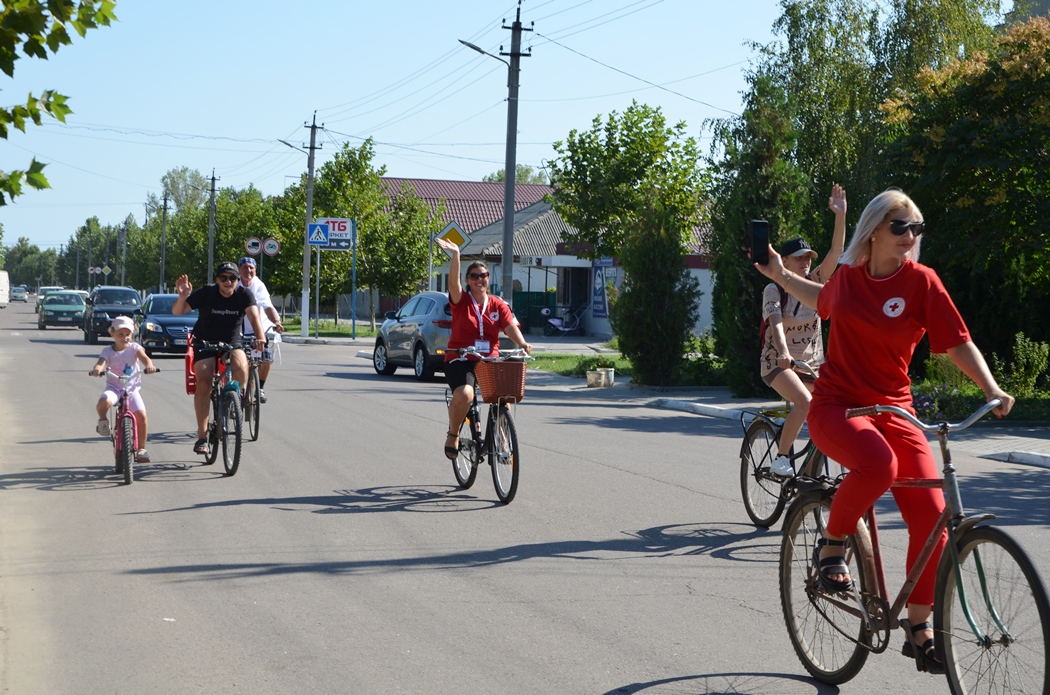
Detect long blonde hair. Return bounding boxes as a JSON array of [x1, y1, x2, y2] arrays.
[[840, 189, 923, 267]]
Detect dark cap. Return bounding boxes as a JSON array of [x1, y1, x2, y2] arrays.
[[215, 261, 238, 277], [779, 238, 818, 259], [238, 256, 256, 268]]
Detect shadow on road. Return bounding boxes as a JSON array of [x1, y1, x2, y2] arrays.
[[123, 511, 780, 581], [601, 671, 836, 694]]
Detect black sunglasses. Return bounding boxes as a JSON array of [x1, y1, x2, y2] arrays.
[[888, 219, 925, 236], [468, 272, 490, 280], [217, 275, 238, 283]]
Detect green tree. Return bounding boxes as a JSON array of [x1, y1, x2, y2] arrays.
[[0, 0, 116, 205], [885, 15, 1050, 358], [482, 164, 548, 185], [547, 101, 706, 385], [365, 183, 446, 299]]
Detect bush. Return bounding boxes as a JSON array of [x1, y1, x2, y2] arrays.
[[993, 332, 1049, 398]]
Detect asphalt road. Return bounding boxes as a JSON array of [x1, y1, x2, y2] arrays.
[[1, 300, 1048, 694]]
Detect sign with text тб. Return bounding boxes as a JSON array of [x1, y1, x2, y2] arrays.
[[307, 223, 329, 245], [437, 220, 470, 258], [317, 218, 354, 251]]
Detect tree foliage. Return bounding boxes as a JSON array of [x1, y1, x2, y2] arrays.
[[482, 164, 548, 185], [0, 0, 116, 205], [548, 102, 705, 384], [885, 15, 1050, 358]]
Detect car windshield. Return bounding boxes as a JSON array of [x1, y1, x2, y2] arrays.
[[148, 297, 196, 316], [45, 294, 84, 306], [95, 290, 139, 306]]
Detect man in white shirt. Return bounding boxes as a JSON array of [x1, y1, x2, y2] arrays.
[[237, 257, 285, 402]]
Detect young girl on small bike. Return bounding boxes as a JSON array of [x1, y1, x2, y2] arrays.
[[89, 316, 158, 463]]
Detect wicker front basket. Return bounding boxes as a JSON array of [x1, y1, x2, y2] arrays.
[[475, 360, 526, 404]]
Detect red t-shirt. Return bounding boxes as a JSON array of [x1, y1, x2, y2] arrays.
[[445, 292, 518, 361], [813, 260, 970, 409]]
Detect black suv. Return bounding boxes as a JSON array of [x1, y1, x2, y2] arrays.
[[83, 286, 141, 344]]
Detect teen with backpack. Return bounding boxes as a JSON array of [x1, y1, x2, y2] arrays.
[[759, 184, 847, 477]]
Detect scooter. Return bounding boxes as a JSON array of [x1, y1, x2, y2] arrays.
[[541, 305, 586, 337]]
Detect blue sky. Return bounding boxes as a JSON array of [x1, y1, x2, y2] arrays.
[[2, 0, 786, 251]]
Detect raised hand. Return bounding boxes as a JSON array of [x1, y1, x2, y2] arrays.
[[829, 184, 847, 216], [434, 236, 459, 255], [175, 274, 192, 298]]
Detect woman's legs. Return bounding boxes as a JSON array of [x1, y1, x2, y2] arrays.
[[769, 370, 813, 457]]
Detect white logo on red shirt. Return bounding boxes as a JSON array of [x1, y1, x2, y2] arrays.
[[883, 297, 905, 317], [489, 311, 499, 321]]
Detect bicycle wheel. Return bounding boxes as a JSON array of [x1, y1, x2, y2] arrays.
[[246, 365, 260, 442], [452, 413, 479, 489], [780, 491, 873, 684], [204, 397, 220, 466], [740, 419, 787, 527], [118, 414, 134, 484], [935, 525, 1050, 695], [490, 404, 520, 504], [221, 392, 243, 476]]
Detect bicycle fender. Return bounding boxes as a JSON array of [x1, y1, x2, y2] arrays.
[[954, 514, 997, 539]]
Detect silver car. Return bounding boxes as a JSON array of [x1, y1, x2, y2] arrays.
[[372, 291, 452, 380]]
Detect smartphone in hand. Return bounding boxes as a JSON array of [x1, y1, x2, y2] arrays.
[[749, 220, 770, 266]]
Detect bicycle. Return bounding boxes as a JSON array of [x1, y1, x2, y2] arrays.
[[447, 347, 530, 504], [93, 365, 158, 485], [194, 340, 244, 476], [779, 399, 1050, 691], [242, 330, 274, 443], [739, 360, 845, 527]]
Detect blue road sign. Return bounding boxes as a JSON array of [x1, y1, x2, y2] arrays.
[[307, 223, 329, 245]]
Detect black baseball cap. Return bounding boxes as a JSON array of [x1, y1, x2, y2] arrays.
[[215, 261, 238, 277], [779, 238, 818, 259]]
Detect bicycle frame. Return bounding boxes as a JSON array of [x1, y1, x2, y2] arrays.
[[823, 401, 1006, 645]]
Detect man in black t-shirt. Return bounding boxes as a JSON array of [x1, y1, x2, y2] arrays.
[[174, 262, 266, 456]]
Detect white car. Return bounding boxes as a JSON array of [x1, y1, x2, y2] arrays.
[[10, 287, 28, 302]]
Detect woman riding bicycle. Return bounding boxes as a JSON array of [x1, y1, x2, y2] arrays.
[[755, 188, 1014, 675], [433, 237, 531, 460], [761, 184, 847, 477]]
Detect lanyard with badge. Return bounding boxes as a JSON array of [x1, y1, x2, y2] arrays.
[[469, 293, 491, 354]]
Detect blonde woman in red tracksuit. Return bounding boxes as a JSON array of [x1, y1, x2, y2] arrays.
[[755, 188, 1013, 675]]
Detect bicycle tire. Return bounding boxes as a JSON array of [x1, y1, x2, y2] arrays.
[[221, 392, 243, 476], [119, 414, 134, 484], [204, 400, 220, 466], [780, 491, 873, 685], [740, 419, 787, 527], [935, 525, 1050, 695], [246, 365, 260, 442], [490, 404, 520, 504], [452, 413, 479, 489]]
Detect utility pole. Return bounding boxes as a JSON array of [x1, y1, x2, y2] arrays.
[[301, 113, 321, 337], [208, 170, 219, 276], [86, 226, 93, 290], [104, 230, 110, 286], [75, 234, 81, 289], [160, 194, 169, 292], [120, 224, 128, 286], [499, 3, 531, 300]]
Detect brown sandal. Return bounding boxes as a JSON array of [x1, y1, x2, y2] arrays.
[[444, 430, 459, 460]]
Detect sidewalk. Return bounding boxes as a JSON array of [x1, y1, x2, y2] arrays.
[[291, 335, 1050, 469]]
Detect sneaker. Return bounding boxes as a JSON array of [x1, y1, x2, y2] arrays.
[[771, 454, 794, 477], [96, 419, 111, 437], [134, 449, 150, 463], [258, 388, 267, 404]]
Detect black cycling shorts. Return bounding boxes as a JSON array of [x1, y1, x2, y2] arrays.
[[444, 359, 478, 391]]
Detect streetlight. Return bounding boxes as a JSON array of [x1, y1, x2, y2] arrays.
[[459, 3, 530, 299]]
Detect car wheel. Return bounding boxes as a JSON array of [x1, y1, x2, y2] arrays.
[[373, 340, 397, 375], [414, 344, 435, 381], [38, 319, 45, 330]]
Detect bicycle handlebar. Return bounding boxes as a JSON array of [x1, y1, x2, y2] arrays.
[[845, 399, 1002, 432], [93, 366, 159, 381], [791, 359, 819, 380], [451, 346, 533, 362]]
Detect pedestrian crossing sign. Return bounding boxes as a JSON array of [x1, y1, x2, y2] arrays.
[[308, 223, 329, 245]]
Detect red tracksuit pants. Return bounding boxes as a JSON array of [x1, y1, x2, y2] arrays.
[[808, 400, 947, 606]]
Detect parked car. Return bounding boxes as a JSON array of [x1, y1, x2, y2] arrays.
[[135, 293, 198, 356], [84, 285, 141, 344], [10, 287, 28, 302], [38, 290, 86, 329], [373, 291, 453, 380], [35, 285, 66, 310]]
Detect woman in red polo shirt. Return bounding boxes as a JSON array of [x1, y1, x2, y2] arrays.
[[434, 237, 532, 460], [755, 188, 1013, 675]]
